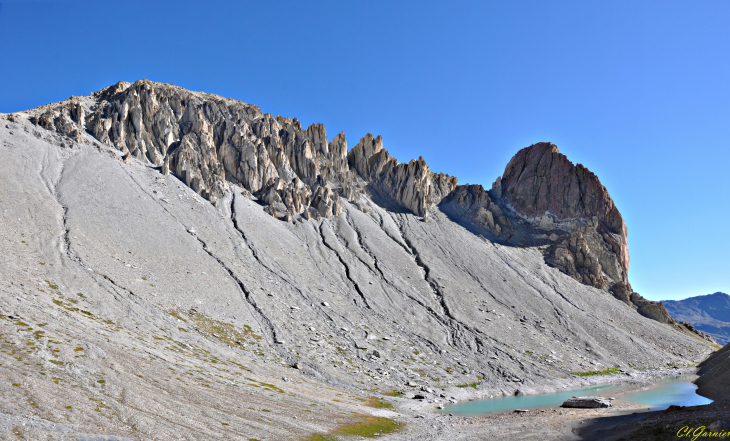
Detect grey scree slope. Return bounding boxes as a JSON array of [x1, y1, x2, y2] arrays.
[[0, 80, 713, 440]]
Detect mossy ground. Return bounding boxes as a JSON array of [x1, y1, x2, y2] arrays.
[[571, 367, 621, 377], [302, 414, 403, 440], [363, 396, 392, 409]]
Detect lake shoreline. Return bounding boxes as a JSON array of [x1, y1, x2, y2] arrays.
[[382, 366, 715, 440]]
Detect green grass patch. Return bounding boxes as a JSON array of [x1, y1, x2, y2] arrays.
[[455, 382, 480, 389], [303, 414, 403, 440], [168, 309, 262, 346], [571, 367, 621, 377], [383, 390, 402, 397], [364, 396, 393, 409]]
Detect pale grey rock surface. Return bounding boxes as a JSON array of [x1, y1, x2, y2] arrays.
[[0, 81, 716, 440], [561, 396, 612, 408]]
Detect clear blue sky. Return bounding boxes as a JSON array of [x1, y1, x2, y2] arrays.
[[1, 1, 728, 301]]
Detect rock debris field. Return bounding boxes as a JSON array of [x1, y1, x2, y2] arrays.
[[0, 80, 716, 440]]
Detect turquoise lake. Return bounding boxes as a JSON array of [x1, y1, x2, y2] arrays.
[[442, 376, 712, 416]]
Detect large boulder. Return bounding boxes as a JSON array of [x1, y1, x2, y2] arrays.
[[561, 396, 612, 408]]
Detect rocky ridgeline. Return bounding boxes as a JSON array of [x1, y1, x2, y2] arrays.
[[19, 80, 683, 326], [28, 80, 458, 224], [347, 133, 457, 219]]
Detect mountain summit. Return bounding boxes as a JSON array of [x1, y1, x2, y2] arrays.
[[664, 292, 730, 344], [0, 80, 715, 439]]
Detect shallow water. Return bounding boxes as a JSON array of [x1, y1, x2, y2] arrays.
[[441, 384, 621, 416], [623, 376, 712, 410], [442, 376, 712, 416]]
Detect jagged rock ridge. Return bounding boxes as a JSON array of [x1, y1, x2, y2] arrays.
[[31, 80, 456, 224], [19, 80, 685, 327]]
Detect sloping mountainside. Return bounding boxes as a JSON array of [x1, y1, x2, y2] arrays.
[[0, 80, 715, 440], [696, 341, 730, 401], [664, 292, 730, 345]]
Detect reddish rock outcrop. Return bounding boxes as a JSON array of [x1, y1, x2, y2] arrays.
[[499, 142, 629, 288]]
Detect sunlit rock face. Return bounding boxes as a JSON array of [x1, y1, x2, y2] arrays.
[[84, 80, 349, 218], [347, 133, 457, 218]]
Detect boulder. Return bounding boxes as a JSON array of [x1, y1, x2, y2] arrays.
[[561, 396, 612, 408]]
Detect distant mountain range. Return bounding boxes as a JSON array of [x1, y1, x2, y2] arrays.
[[663, 292, 730, 345]]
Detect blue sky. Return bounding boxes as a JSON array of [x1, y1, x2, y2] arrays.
[[1, 1, 728, 301]]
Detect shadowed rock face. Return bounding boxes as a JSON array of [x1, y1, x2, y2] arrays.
[[696, 342, 730, 401]]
